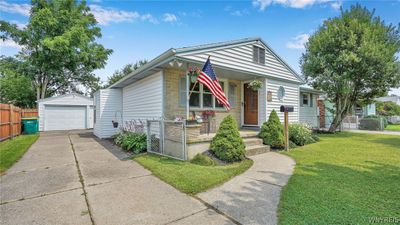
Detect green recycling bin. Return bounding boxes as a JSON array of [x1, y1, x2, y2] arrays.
[[22, 117, 39, 134]]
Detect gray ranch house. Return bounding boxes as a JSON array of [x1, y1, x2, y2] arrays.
[[93, 37, 321, 158]]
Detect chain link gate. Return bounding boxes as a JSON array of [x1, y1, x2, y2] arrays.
[[147, 120, 186, 160]]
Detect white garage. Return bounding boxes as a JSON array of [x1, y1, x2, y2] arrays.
[[38, 93, 94, 131]]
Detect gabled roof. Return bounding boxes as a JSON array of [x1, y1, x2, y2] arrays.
[[300, 86, 324, 94], [37, 92, 93, 103], [110, 37, 304, 88]]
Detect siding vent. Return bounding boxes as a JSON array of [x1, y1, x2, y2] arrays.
[[253, 46, 265, 64]]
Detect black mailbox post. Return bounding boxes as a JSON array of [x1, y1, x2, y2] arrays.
[[280, 105, 294, 150]]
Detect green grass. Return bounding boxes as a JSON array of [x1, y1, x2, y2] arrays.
[[385, 124, 400, 131], [134, 154, 253, 194], [278, 132, 400, 225], [0, 134, 39, 173]]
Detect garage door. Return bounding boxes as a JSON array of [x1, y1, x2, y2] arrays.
[[44, 105, 86, 131]]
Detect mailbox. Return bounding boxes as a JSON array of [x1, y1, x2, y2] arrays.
[[280, 105, 294, 113]]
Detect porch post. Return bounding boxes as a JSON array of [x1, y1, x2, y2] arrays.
[[186, 62, 190, 121]]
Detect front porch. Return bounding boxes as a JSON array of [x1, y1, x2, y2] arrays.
[[164, 67, 266, 132], [185, 126, 269, 159]]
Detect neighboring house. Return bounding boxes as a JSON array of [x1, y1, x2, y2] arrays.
[[94, 37, 306, 139], [38, 93, 94, 131], [299, 86, 323, 128], [375, 95, 400, 105]]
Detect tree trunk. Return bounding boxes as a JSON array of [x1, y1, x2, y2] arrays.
[[328, 98, 351, 133]]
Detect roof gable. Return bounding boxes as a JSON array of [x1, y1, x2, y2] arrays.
[[176, 38, 303, 83]]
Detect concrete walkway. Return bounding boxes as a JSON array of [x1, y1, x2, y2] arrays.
[[197, 152, 296, 225], [1, 130, 295, 225], [0, 131, 232, 225]]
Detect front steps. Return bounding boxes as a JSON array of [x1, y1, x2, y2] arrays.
[[241, 131, 270, 157]]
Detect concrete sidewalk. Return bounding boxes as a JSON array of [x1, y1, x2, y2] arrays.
[[197, 152, 296, 225], [0, 131, 232, 225], [347, 129, 400, 136]]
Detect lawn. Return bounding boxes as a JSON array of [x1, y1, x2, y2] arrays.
[[0, 134, 39, 173], [385, 124, 400, 131], [278, 132, 400, 225], [134, 154, 253, 194]]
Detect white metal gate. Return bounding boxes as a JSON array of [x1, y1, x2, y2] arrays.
[[147, 120, 186, 160]]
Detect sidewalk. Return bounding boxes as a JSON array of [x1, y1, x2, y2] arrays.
[[347, 129, 400, 136], [197, 152, 296, 225]]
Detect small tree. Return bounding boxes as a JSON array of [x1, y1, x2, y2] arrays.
[[210, 115, 245, 162], [259, 110, 285, 149], [376, 101, 400, 116], [104, 60, 148, 88], [301, 4, 400, 132]]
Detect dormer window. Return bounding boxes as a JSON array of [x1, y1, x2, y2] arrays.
[[253, 46, 265, 64]]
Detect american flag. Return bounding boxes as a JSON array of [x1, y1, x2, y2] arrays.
[[198, 58, 231, 110]]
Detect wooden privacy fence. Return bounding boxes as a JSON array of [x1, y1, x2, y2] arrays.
[[0, 104, 38, 141]]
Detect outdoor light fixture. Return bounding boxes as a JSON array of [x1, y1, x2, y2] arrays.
[[169, 59, 183, 67]]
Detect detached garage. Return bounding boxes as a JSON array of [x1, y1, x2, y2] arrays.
[[38, 93, 94, 131]]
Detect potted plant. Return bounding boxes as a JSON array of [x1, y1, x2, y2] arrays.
[[202, 110, 216, 120], [248, 80, 263, 91], [187, 67, 201, 83]]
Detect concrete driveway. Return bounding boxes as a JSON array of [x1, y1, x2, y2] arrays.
[[0, 130, 232, 225]]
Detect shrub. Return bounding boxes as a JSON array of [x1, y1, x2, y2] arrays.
[[289, 123, 314, 146], [210, 115, 246, 162], [190, 154, 215, 166], [114, 132, 147, 154], [364, 115, 388, 128], [359, 118, 384, 131], [259, 110, 285, 149]]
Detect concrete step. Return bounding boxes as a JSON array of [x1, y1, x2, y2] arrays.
[[245, 145, 270, 157], [243, 138, 263, 147], [239, 130, 259, 138]]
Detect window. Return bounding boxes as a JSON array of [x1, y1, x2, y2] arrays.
[[228, 83, 237, 108], [179, 77, 228, 109], [253, 46, 265, 64], [278, 86, 285, 100], [302, 94, 309, 106]]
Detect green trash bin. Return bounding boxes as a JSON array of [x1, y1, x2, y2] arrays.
[[22, 117, 39, 134]]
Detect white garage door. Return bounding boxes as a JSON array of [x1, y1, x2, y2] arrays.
[[44, 105, 86, 131]]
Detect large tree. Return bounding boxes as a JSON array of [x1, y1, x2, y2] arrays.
[[0, 0, 112, 100], [0, 57, 36, 107], [301, 4, 400, 132], [104, 60, 148, 88]]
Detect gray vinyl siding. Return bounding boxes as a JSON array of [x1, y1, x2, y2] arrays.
[[178, 42, 301, 83], [266, 79, 300, 123], [122, 71, 163, 122], [93, 89, 122, 138], [299, 92, 319, 127]]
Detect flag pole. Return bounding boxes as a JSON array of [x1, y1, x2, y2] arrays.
[[188, 56, 211, 98]]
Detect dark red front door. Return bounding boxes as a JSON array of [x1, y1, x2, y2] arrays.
[[244, 83, 258, 125]]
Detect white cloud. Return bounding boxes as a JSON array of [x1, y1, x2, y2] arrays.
[[0, 1, 31, 16], [89, 5, 158, 25], [10, 20, 27, 29], [0, 39, 21, 49], [252, 0, 341, 10], [163, 13, 178, 23], [286, 33, 309, 49]]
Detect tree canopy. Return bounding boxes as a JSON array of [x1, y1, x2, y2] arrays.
[[104, 60, 148, 88], [0, 0, 112, 100], [376, 101, 400, 116], [301, 4, 400, 132]]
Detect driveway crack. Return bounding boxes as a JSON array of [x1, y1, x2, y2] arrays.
[[68, 134, 95, 225]]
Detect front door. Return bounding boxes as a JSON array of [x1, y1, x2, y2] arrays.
[[244, 83, 258, 125]]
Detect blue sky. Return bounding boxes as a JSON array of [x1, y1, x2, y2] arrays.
[[1, 0, 399, 94]]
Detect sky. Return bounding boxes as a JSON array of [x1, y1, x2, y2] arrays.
[[1, 0, 400, 95]]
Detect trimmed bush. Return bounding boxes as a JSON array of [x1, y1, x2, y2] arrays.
[[210, 115, 246, 162], [259, 110, 285, 149], [359, 118, 384, 131], [364, 115, 388, 128], [289, 123, 315, 146], [114, 132, 147, 154], [190, 154, 215, 166]]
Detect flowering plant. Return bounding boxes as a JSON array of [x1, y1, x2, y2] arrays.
[[202, 110, 216, 118], [248, 80, 263, 91], [187, 67, 201, 82]]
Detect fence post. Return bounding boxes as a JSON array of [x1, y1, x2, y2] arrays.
[[9, 104, 13, 139], [147, 120, 151, 152]]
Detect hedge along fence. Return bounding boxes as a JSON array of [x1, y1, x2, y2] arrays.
[[0, 104, 38, 141]]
